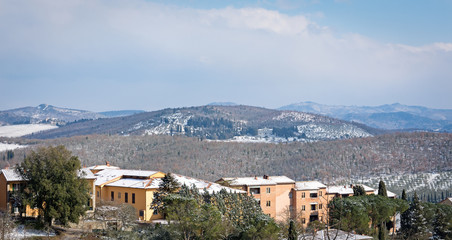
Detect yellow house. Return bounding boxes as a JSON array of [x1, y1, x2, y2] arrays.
[[93, 168, 244, 222], [0, 167, 96, 216]]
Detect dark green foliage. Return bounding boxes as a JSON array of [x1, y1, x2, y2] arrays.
[[159, 185, 279, 240], [288, 220, 297, 240], [15, 146, 90, 226], [400, 192, 428, 239], [152, 173, 180, 215], [353, 185, 366, 196], [433, 208, 451, 240], [329, 194, 408, 236], [272, 126, 297, 138], [378, 180, 388, 197], [401, 189, 407, 201]]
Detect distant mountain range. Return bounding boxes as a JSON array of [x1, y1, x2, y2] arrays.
[[0, 104, 144, 126], [24, 105, 380, 141], [279, 102, 452, 132]]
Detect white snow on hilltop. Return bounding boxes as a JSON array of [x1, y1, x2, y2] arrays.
[[0, 142, 25, 152], [0, 124, 58, 137]]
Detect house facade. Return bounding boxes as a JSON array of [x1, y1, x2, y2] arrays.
[[93, 168, 245, 221], [0, 167, 96, 216]]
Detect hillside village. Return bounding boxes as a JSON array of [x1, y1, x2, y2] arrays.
[[1, 156, 451, 239]]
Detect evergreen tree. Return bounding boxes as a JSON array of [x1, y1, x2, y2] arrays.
[[400, 192, 428, 239], [15, 146, 90, 226], [353, 185, 366, 196], [151, 173, 181, 215], [432, 208, 451, 240], [378, 180, 388, 197], [288, 220, 297, 240], [401, 189, 407, 201]]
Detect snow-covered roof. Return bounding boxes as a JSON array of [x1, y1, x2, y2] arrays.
[[88, 164, 120, 171], [222, 176, 295, 186], [95, 169, 161, 186], [105, 178, 159, 189], [172, 174, 245, 194], [1, 169, 23, 182], [373, 189, 397, 198], [295, 181, 326, 191], [79, 168, 96, 179], [327, 184, 376, 195], [1, 168, 97, 182]]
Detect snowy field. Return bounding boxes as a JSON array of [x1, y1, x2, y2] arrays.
[[0, 142, 25, 152], [0, 124, 58, 137]]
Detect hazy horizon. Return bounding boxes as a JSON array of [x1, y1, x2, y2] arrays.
[[1, 0, 451, 112]]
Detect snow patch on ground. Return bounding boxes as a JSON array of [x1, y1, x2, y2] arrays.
[[0, 124, 58, 137], [8, 225, 56, 239], [0, 142, 25, 152]]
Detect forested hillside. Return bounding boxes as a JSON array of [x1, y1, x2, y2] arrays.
[[3, 132, 450, 187], [27, 105, 381, 142]]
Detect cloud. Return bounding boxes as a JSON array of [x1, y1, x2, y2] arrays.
[[0, 0, 451, 110]]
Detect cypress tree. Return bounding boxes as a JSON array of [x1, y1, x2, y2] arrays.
[[288, 220, 297, 240], [378, 180, 388, 197], [401, 189, 407, 201]]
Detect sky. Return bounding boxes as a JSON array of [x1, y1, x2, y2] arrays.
[[1, 0, 452, 112]]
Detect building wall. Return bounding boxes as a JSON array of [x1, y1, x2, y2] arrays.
[[275, 183, 295, 222], [0, 174, 7, 211], [98, 185, 161, 221], [246, 185, 277, 218], [293, 188, 328, 227]]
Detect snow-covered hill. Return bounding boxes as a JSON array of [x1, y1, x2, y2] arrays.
[[28, 105, 380, 141]]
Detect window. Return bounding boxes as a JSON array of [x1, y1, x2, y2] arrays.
[[111, 191, 114, 201], [153, 208, 158, 215], [132, 193, 135, 204], [266, 201, 271, 207], [302, 218, 306, 224], [250, 187, 260, 195], [311, 204, 316, 211], [139, 210, 144, 217], [289, 192, 293, 198], [302, 205, 305, 211], [266, 187, 271, 194], [118, 192, 121, 199], [319, 191, 323, 196], [97, 191, 99, 198], [125, 192, 128, 203], [302, 192, 305, 198], [310, 192, 318, 198], [319, 204, 323, 210]]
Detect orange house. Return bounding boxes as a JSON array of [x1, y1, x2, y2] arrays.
[[292, 181, 329, 226], [216, 175, 295, 221], [0, 168, 96, 216]]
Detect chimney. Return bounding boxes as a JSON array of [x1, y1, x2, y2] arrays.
[[106, 161, 110, 166], [263, 175, 269, 179], [254, 175, 257, 180]]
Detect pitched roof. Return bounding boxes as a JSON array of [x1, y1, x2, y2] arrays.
[[1, 169, 23, 182], [170, 174, 245, 194], [79, 168, 96, 179], [327, 184, 375, 195], [295, 181, 327, 191], [373, 189, 397, 198], [1, 168, 95, 181], [94, 169, 160, 186], [88, 164, 120, 171], [221, 175, 295, 186]]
